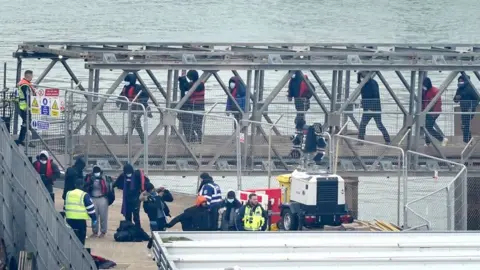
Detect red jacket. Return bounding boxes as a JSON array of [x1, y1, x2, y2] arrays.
[[422, 87, 442, 112]]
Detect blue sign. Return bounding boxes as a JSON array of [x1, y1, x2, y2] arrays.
[[36, 120, 50, 131], [41, 105, 50, 116], [42, 98, 48, 106], [31, 120, 37, 129]]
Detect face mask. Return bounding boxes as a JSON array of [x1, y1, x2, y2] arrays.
[[458, 82, 465, 87], [124, 81, 130, 87], [40, 160, 47, 164], [422, 86, 427, 91], [229, 82, 235, 89], [227, 198, 234, 203], [125, 173, 132, 178], [94, 172, 101, 177], [291, 74, 296, 79]]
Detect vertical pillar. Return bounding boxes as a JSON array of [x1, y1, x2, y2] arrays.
[[173, 70, 179, 102], [164, 70, 173, 170], [249, 70, 260, 168], [406, 71, 416, 152], [467, 177, 480, 230], [259, 70, 265, 101], [85, 69, 94, 166], [413, 71, 424, 153], [343, 71, 351, 125], [13, 57, 22, 134], [242, 70, 252, 170], [344, 177, 359, 220], [330, 71, 338, 132]]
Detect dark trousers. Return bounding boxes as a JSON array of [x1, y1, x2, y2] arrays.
[[125, 201, 141, 228], [461, 113, 475, 143], [17, 109, 31, 143], [67, 219, 87, 245], [358, 111, 391, 143], [425, 114, 444, 144], [209, 206, 220, 231], [294, 98, 310, 130], [181, 114, 204, 142], [126, 113, 145, 144]]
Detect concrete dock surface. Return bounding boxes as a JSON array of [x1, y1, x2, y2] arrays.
[[53, 188, 195, 270]]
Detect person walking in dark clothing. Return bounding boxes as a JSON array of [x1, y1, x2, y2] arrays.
[[219, 190, 242, 231], [15, 70, 36, 147], [64, 178, 97, 246], [63, 157, 86, 200], [288, 71, 315, 130], [114, 163, 150, 228], [226, 76, 247, 129], [166, 196, 210, 231], [454, 74, 480, 144], [117, 73, 152, 144], [178, 70, 205, 143], [84, 165, 114, 238], [33, 150, 60, 202], [357, 71, 391, 144], [140, 182, 174, 231], [197, 173, 222, 231], [422, 77, 447, 146]]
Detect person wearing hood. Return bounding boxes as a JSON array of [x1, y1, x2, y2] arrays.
[[114, 163, 150, 228], [178, 70, 205, 143], [33, 150, 60, 202], [166, 196, 210, 231], [63, 157, 86, 200], [226, 76, 248, 128], [454, 74, 480, 144], [288, 71, 315, 130], [197, 172, 222, 230], [219, 190, 242, 231], [357, 71, 391, 145], [117, 73, 153, 145], [140, 182, 174, 231], [422, 77, 447, 147], [84, 165, 114, 238]]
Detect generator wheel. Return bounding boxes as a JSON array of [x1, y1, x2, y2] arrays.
[[281, 209, 299, 231]]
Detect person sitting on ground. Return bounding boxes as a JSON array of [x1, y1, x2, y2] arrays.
[[166, 196, 210, 231], [219, 190, 242, 231]]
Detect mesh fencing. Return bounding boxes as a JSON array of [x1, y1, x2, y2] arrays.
[[144, 105, 240, 194], [333, 134, 405, 226], [404, 150, 467, 231], [0, 120, 96, 269]]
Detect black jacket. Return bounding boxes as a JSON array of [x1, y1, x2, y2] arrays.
[[143, 190, 174, 220], [454, 79, 479, 112], [178, 70, 205, 111], [360, 79, 381, 111], [168, 205, 210, 231], [62, 158, 86, 200]]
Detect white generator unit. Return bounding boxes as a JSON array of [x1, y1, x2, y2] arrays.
[[280, 169, 351, 230]]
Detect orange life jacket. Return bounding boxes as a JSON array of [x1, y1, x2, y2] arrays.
[[85, 174, 108, 194], [139, 169, 146, 191], [299, 79, 309, 98], [189, 82, 205, 103], [17, 78, 36, 96], [34, 160, 53, 178]]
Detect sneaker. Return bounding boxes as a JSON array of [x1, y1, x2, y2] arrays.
[[441, 138, 448, 147], [424, 143, 431, 147], [90, 233, 98, 238], [98, 233, 106, 238]]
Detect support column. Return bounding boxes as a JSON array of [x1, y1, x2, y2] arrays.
[[344, 177, 359, 220], [406, 71, 416, 152], [467, 177, 480, 230], [13, 57, 22, 134], [85, 69, 95, 165]]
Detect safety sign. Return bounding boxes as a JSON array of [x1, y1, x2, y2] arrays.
[[30, 97, 40, 115], [41, 98, 50, 116], [31, 120, 50, 131]]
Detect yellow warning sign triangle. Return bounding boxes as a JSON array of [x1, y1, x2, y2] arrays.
[[31, 98, 39, 108], [52, 100, 59, 110]]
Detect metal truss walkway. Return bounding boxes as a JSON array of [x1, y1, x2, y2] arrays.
[[9, 42, 480, 177]]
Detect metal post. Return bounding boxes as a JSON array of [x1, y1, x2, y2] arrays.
[[259, 70, 265, 101], [243, 70, 252, 170], [25, 86, 30, 156], [343, 70, 350, 125], [2, 62, 7, 118], [406, 71, 416, 152], [85, 69, 94, 166], [13, 57, 22, 134], [173, 70, 179, 102], [250, 70, 259, 168], [163, 70, 173, 170], [413, 71, 424, 153], [268, 115, 284, 188]]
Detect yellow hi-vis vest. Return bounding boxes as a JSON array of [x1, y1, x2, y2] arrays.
[[16, 79, 33, 111], [243, 205, 265, 231], [65, 189, 90, 220]]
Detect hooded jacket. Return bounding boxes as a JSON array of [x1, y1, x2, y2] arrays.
[[63, 157, 86, 200], [33, 150, 60, 193], [168, 197, 210, 231], [220, 190, 242, 231], [178, 70, 205, 111], [226, 76, 247, 112], [359, 74, 381, 111], [118, 73, 149, 110], [454, 75, 480, 112], [422, 77, 442, 113], [114, 163, 150, 215]]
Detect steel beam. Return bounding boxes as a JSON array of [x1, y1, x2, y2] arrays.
[[145, 70, 168, 100], [174, 72, 212, 110], [258, 71, 292, 115], [376, 71, 408, 116], [337, 71, 376, 113]]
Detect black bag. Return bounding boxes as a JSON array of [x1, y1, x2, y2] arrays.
[[106, 176, 115, 206]]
